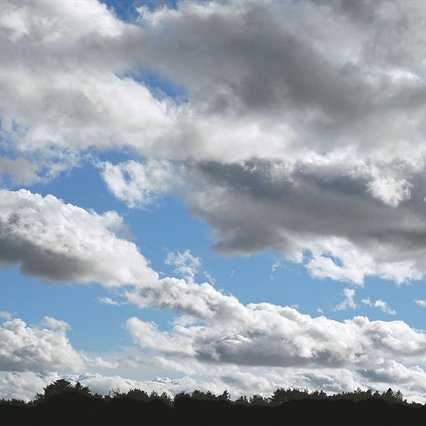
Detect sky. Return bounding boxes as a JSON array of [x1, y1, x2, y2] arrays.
[[2, 0, 426, 403]]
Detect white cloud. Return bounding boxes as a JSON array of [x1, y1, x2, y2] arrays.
[[125, 276, 244, 321], [0, 317, 85, 373], [0, 305, 425, 402], [362, 298, 397, 315], [0, 372, 59, 401], [165, 250, 202, 282], [0, 189, 158, 286], [98, 297, 120, 306], [334, 288, 357, 311], [4, 362, 426, 404], [101, 159, 172, 208], [374, 300, 397, 316], [125, 277, 426, 370], [415, 299, 426, 308], [0, 314, 120, 379], [122, 301, 426, 401], [366, 174, 412, 207], [0, 311, 12, 321]]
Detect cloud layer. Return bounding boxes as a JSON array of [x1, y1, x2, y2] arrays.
[[3, 0, 426, 283]]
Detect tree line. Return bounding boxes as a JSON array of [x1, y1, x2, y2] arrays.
[[0, 379, 424, 425]]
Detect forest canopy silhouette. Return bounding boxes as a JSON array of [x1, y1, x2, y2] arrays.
[[0, 379, 424, 425]]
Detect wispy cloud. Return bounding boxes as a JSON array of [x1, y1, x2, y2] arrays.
[[98, 297, 120, 306], [415, 299, 426, 308], [362, 298, 396, 315], [0, 311, 12, 321], [165, 250, 202, 282], [334, 288, 357, 311]]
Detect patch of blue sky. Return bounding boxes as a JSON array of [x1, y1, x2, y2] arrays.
[[0, 265, 180, 353], [116, 70, 188, 104], [101, 0, 141, 22], [139, 71, 187, 103], [0, 267, 128, 351], [102, 0, 178, 22], [359, 276, 426, 327]]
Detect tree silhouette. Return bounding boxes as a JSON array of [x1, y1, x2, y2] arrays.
[[36, 379, 74, 400], [1, 381, 424, 426]]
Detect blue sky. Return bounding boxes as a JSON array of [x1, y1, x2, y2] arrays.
[[2, 0, 426, 402]]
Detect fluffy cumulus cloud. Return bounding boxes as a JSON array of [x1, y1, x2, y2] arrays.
[[125, 296, 426, 369], [0, 189, 157, 286], [0, 316, 85, 373]]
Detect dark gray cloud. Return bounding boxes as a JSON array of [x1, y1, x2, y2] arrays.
[[173, 158, 425, 283]]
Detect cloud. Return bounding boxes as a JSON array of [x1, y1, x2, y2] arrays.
[[334, 288, 357, 311], [176, 160, 426, 285], [124, 295, 426, 401], [2, 0, 426, 165], [125, 276, 426, 369], [0, 311, 12, 321], [4, 362, 426, 404], [366, 174, 412, 208], [165, 250, 202, 282], [0, 314, 119, 378], [98, 297, 120, 306], [0, 305, 426, 403], [102, 155, 426, 285], [125, 276, 244, 321], [100, 160, 172, 208], [0, 372, 59, 401], [362, 298, 397, 315], [0, 157, 39, 185], [132, 0, 426, 164], [0, 317, 85, 373], [415, 299, 426, 308], [0, 189, 158, 286]]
